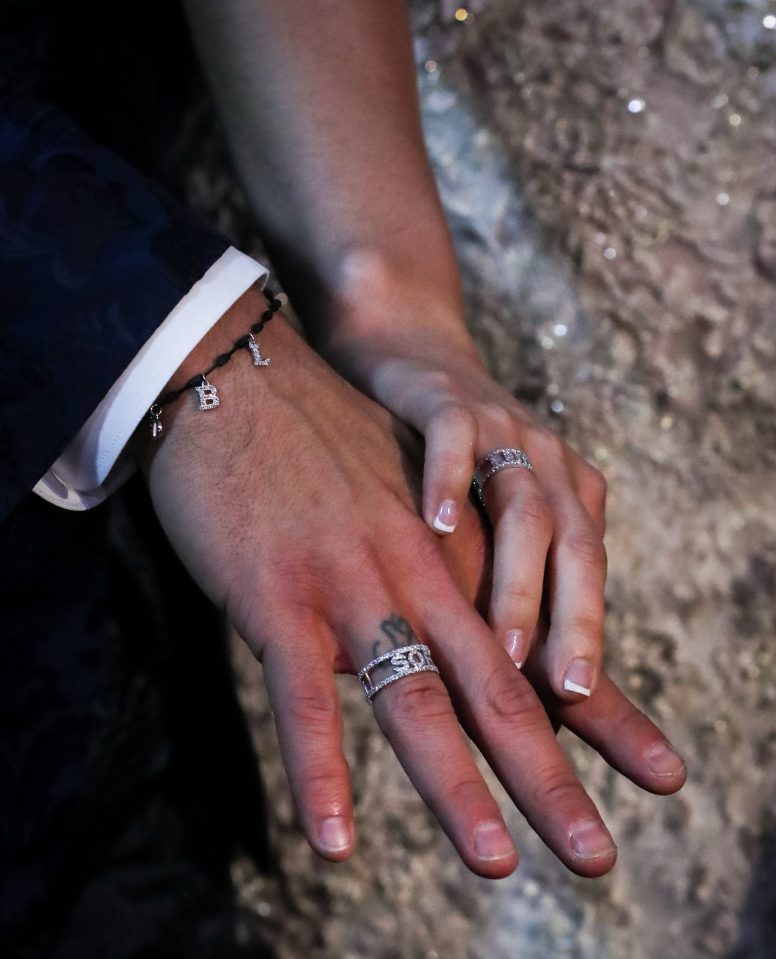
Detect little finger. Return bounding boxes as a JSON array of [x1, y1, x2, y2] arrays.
[[262, 620, 355, 861]]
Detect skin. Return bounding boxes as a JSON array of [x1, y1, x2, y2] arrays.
[[181, 0, 612, 702], [134, 286, 686, 879]]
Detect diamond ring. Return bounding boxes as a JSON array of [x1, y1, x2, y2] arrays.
[[356, 643, 439, 704], [472, 447, 534, 507]]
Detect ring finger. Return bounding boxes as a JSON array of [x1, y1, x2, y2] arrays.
[[337, 603, 519, 878]]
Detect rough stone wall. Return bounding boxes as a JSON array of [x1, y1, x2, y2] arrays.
[[184, 1, 776, 956]]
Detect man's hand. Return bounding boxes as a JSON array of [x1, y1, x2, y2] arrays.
[[135, 286, 685, 880]]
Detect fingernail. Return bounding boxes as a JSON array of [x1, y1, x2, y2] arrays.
[[563, 658, 593, 697], [505, 629, 527, 669], [318, 816, 351, 853], [646, 741, 686, 777], [432, 498, 458, 534], [569, 819, 617, 861], [473, 820, 516, 861]]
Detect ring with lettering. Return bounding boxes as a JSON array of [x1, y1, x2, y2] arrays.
[[356, 643, 439, 704]]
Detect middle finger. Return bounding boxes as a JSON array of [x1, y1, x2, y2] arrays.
[[481, 463, 553, 668]]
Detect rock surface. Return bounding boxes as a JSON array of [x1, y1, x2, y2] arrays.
[[186, 1, 776, 956]]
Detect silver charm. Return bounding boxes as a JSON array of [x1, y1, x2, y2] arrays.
[[195, 377, 220, 410], [149, 404, 163, 439], [247, 332, 271, 367]]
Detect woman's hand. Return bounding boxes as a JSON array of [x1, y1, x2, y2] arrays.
[[320, 297, 609, 706], [134, 286, 683, 880], [441, 505, 686, 798]]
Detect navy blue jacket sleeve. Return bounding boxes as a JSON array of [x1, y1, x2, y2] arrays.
[[0, 81, 232, 521]]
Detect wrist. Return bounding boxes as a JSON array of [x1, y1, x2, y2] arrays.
[[312, 247, 475, 355], [164, 282, 271, 393], [131, 282, 279, 472]]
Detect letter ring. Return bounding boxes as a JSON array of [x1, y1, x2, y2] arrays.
[[356, 644, 439, 704]]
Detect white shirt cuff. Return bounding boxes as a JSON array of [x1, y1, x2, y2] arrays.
[[33, 246, 270, 511]]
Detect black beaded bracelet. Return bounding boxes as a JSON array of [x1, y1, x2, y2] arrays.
[[147, 285, 285, 439]]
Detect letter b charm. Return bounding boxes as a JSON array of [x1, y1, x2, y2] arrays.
[[195, 377, 220, 410]]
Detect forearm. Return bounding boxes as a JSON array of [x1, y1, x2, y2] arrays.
[[182, 0, 467, 344]]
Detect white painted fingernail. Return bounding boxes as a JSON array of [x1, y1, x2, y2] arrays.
[[504, 629, 527, 669], [563, 658, 593, 697], [432, 498, 458, 534]]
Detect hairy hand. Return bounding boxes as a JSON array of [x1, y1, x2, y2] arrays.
[[137, 287, 684, 879]]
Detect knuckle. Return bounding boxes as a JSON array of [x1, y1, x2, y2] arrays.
[[424, 370, 457, 394], [436, 399, 474, 429], [298, 764, 347, 801], [258, 554, 336, 609], [481, 667, 542, 725], [579, 462, 608, 503], [513, 489, 553, 534], [447, 777, 489, 808], [286, 688, 340, 731], [387, 677, 452, 727], [533, 427, 566, 461], [563, 529, 607, 570], [568, 611, 605, 644], [498, 580, 538, 614], [532, 765, 582, 809], [428, 403, 479, 457], [610, 703, 646, 737], [430, 447, 471, 482], [404, 520, 458, 579], [478, 401, 515, 436], [587, 464, 608, 496]]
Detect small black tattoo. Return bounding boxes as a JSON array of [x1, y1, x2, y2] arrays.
[[371, 613, 417, 658]]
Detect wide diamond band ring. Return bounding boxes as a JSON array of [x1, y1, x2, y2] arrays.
[[356, 643, 439, 704], [472, 447, 534, 507]]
